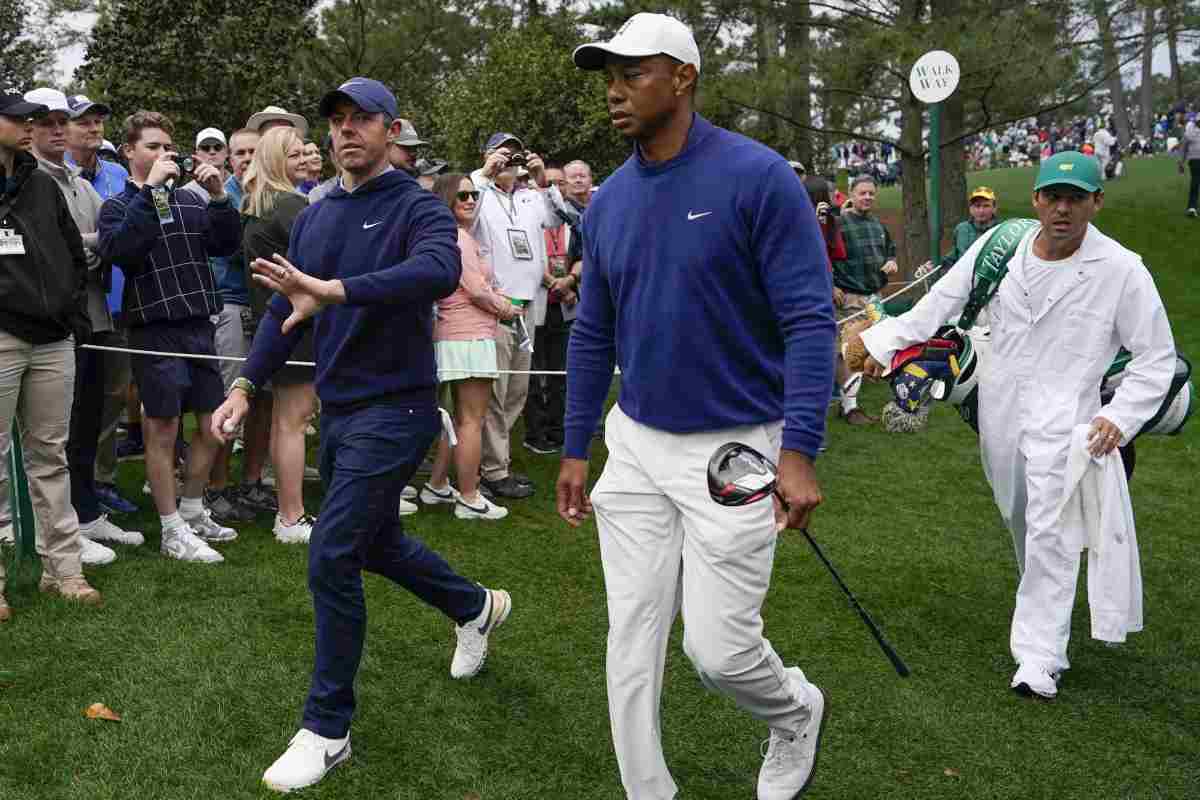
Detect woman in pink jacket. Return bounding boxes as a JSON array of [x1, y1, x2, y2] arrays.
[[421, 174, 518, 520]]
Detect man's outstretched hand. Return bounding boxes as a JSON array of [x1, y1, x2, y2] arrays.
[[251, 253, 345, 333]]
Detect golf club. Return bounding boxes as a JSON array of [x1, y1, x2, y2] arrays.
[[708, 442, 911, 678]]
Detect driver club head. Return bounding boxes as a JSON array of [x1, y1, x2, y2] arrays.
[[708, 442, 779, 507]]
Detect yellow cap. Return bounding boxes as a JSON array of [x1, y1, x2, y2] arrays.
[[969, 186, 996, 202]]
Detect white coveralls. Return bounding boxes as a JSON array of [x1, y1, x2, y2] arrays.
[[861, 223, 1175, 674]]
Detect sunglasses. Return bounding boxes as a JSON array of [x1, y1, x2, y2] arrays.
[[456, 190, 480, 202], [197, 144, 224, 153]]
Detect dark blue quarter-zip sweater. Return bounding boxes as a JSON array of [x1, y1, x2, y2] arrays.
[[242, 168, 461, 409], [564, 115, 836, 459]]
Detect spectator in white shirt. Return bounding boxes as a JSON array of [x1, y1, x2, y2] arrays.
[[470, 132, 560, 499]]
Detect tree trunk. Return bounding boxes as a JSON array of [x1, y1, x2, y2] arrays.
[[900, 91, 930, 275], [1138, 5, 1155, 138], [783, 3, 812, 167], [1166, 0, 1184, 103], [938, 89, 967, 259], [1095, 0, 1133, 145], [898, 0, 929, 275], [755, 0, 779, 145]]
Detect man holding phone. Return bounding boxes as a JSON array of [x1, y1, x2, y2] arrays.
[[470, 132, 562, 499], [97, 111, 242, 563]]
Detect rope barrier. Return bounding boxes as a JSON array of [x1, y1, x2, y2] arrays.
[[78, 270, 937, 373]]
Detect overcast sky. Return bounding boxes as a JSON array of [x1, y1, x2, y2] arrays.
[[51, 11, 1189, 94]]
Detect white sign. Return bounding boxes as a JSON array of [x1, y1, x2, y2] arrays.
[[909, 50, 960, 104]]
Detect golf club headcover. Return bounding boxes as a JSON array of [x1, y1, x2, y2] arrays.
[[882, 399, 931, 432], [888, 336, 962, 413], [841, 317, 874, 374]]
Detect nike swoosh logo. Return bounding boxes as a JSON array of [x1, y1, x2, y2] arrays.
[[362, 220, 384, 229], [324, 741, 350, 770], [687, 211, 712, 220]]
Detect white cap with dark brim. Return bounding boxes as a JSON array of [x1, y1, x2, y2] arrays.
[[195, 127, 227, 148], [573, 13, 701, 74]]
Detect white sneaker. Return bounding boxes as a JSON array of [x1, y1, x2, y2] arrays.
[[1188, 208, 1198, 218], [80, 514, 144, 546], [757, 667, 827, 800], [182, 507, 238, 543], [419, 483, 457, 506], [1010, 663, 1059, 699], [401, 485, 418, 500], [398, 498, 419, 517], [451, 587, 511, 679], [0, 522, 12, 544], [161, 525, 224, 563], [262, 728, 350, 793], [274, 514, 314, 545], [80, 535, 117, 566], [303, 465, 321, 483], [454, 494, 508, 521]]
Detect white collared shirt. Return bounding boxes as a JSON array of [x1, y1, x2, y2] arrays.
[[470, 168, 561, 300]]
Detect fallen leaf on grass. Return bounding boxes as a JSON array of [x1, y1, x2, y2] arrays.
[[84, 702, 121, 722], [463, 793, 482, 800], [943, 767, 960, 778]]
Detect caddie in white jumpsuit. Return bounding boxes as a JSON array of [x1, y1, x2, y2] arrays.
[[861, 151, 1176, 698], [556, 14, 836, 800]]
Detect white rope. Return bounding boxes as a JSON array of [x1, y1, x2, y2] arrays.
[[80, 270, 937, 371]]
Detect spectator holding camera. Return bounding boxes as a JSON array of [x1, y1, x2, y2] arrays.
[[240, 126, 317, 544], [0, 92, 102, 618], [802, 175, 847, 269], [421, 173, 518, 520], [24, 88, 144, 560], [97, 111, 242, 563], [470, 132, 560, 499]]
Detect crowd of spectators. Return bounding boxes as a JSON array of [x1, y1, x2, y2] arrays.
[[0, 86, 594, 621]]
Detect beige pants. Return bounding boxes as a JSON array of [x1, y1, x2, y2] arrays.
[[480, 305, 533, 482], [0, 330, 82, 594]]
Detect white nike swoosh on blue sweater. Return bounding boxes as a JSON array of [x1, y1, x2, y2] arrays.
[[362, 220, 384, 229], [687, 211, 712, 220]]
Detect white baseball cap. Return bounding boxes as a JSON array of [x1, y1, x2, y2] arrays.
[[573, 13, 701, 74], [195, 127, 227, 148], [23, 88, 70, 115]]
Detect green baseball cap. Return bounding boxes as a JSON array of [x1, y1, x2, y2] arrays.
[[1033, 151, 1102, 193]]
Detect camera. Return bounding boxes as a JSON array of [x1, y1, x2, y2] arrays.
[[170, 154, 194, 173], [506, 151, 527, 166]]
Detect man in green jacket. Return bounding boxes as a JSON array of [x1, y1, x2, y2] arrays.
[[923, 186, 1000, 283]]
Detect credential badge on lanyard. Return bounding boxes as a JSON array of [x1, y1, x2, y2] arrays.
[[151, 186, 175, 225], [0, 228, 26, 256]]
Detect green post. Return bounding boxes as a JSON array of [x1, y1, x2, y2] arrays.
[[929, 102, 942, 258], [6, 420, 38, 582]]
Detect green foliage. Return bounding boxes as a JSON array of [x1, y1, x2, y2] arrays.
[[76, 0, 317, 143], [429, 15, 630, 176], [0, 0, 52, 92]]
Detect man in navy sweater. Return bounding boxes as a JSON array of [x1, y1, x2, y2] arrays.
[[211, 78, 511, 794], [559, 14, 835, 800]]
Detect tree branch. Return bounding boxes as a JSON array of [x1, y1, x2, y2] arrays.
[[719, 93, 907, 154]]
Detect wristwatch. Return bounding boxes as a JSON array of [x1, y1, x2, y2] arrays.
[[229, 376, 256, 399]]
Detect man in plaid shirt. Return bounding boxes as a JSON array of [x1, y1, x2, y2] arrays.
[[831, 174, 899, 425], [98, 111, 242, 563]]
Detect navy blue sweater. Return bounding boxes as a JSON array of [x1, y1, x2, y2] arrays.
[[564, 115, 836, 459], [242, 169, 461, 409]]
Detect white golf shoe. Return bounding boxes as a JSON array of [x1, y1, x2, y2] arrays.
[[273, 514, 314, 545], [80, 535, 117, 566], [1010, 663, 1059, 699], [398, 498, 419, 517], [182, 507, 237, 543], [262, 728, 351, 793], [757, 667, 827, 800], [160, 525, 223, 563], [451, 587, 511, 679], [80, 514, 144, 546], [419, 482, 457, 506]]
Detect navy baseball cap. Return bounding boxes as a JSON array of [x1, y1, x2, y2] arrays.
[[66, 94, 111, 119], [0, 93, 47, 118], [484, 132, 523, 152], [319, 78, 398, 120]]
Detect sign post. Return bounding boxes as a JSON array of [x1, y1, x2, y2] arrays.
[[909, 50, 961, 258]]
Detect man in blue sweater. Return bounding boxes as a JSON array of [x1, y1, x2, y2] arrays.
[[211, 78, 511, 794], [559, 14, 836, 800]]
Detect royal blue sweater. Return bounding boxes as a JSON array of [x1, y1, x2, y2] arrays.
[[241, 169, 461, 409], [564, 115, 836, 459]]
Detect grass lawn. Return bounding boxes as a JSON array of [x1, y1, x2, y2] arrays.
[[1, 156, 1198, 800]]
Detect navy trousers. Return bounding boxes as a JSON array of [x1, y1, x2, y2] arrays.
[[302, 401, 486, 739]]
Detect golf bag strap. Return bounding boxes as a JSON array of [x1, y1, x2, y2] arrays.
[[957, 218, 1041, 331]]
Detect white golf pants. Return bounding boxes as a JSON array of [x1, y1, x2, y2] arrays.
[[591, 405, 812, 800]]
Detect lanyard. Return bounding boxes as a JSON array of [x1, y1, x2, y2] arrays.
[[546, 226, 565, 257], [488, 183, 520, 226]]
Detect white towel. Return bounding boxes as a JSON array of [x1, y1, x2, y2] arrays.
[[1057, 425, 1144, 643]]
